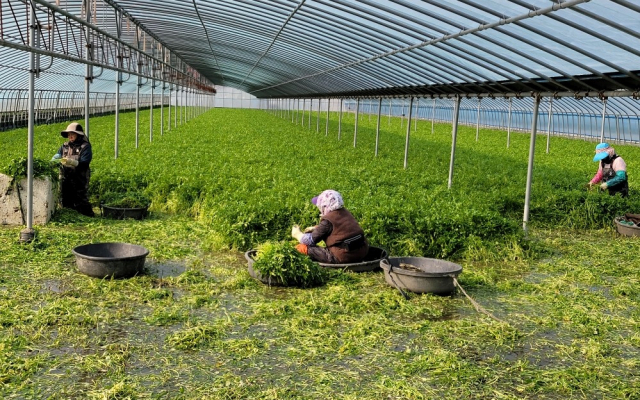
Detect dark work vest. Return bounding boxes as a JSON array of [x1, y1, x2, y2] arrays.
[[321, 208, 365, 248], [61, 140, 91, 183]]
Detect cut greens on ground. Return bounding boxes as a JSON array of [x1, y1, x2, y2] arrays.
[[1, 108, 639, 399]]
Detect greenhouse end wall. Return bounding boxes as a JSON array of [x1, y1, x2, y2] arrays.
[[213, 86, 261, 109]]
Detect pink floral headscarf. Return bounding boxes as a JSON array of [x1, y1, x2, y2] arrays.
[[312, 189, 344, 217]]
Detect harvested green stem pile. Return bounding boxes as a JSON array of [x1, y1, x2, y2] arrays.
[[252, 240, 326, 287], [1, 108, 639, 398]]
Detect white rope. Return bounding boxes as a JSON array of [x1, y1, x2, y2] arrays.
[[453, 277, 506, 324]]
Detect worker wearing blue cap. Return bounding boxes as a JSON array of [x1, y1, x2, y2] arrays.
[[588, 143, 628, 197]]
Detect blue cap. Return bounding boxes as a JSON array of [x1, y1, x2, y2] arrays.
[[595, 143, 610, 150], [593, 151, 609, 162]]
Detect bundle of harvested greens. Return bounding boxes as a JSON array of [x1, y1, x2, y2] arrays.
[[252, 240, 326, 287]]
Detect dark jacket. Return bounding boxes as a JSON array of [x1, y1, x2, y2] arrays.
[[57, 138, 92, 169], [313, 208, 368, 263]]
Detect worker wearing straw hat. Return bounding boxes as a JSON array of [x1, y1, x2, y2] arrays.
[[51, 122, 95, 216], [588, 142, 628, 197]]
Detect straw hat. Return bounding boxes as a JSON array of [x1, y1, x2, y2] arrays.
[[61, 122, 85, 138]]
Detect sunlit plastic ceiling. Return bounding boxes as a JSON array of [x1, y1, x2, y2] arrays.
[[2, 0, 640, 98]]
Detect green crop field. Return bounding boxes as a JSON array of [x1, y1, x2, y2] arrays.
[[1, 108, 639, 399]]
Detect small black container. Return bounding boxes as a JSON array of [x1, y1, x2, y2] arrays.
[[101, 204, 149, 220]]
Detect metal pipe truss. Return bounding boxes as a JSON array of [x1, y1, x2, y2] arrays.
[[0, 0, 215, 93]]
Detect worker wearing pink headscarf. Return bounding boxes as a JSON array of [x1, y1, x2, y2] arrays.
[[291, 189, 369, 264], [589, 143, 628, 197]]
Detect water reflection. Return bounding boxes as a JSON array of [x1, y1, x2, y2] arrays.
[[144, 260, 186, 278]]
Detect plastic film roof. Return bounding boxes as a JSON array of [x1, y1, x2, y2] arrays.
[[2, 0, 640, 98], [106, 0, 640, 98]]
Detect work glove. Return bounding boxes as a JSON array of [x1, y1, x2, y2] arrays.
[[291, 225, 304, 242], [61, 158, 79, 167], [600, 182, 608, 190], [51, 154, 62, 162], [303, 226, 316, 233]]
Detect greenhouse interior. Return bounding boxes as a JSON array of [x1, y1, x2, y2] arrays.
[[2, 0, 640, 398]]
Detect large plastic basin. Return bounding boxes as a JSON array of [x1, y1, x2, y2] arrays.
[[72, 242, 149, 278], [380, 256, 462, 295]]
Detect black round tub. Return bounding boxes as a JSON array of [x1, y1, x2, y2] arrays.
[[380, 256, 462, 295], [72, 242, 149, 278]]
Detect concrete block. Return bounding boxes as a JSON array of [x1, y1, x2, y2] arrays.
[[0, 173, 58, 225]]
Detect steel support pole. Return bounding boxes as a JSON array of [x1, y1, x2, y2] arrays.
[[375, 97, 382, 157], [403, 97, 414, 169], [69, 92, 75, 119], [22, 4, 37, 242], [168, 84, 172, 131], [354, 98, 360, 147], [115, 74, 120, 158], [84, 0, 92, 139], [150, 80, 154, 142], [523, 95, 542, 234], [13, 90, 23, 126], [53, 91, 61, 121], [431, 98, 436, 134], [414, 99, 418, 132], [507, 97, 513, 148], [115, 12, 122, 158], [308, 99, 312, 129], [160, 81, 164, 135], [135, 67, 140, 148], [476, 98, 481, 141], [600, 97, 608, 143], [325, 98, 330, 136], [546, 97, 553, 153], [316, 98, 320, 133], [35, 91, 42, 122], [301, 99, 305, 127], [338, 99, 343, 140], [448, 96, 462, 188]]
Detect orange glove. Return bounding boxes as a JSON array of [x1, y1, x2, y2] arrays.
[[295, 244, 308, 255]]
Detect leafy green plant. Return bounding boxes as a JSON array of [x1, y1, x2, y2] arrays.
[[253, 240, 326, 287], [1, 157, 59, 183]]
